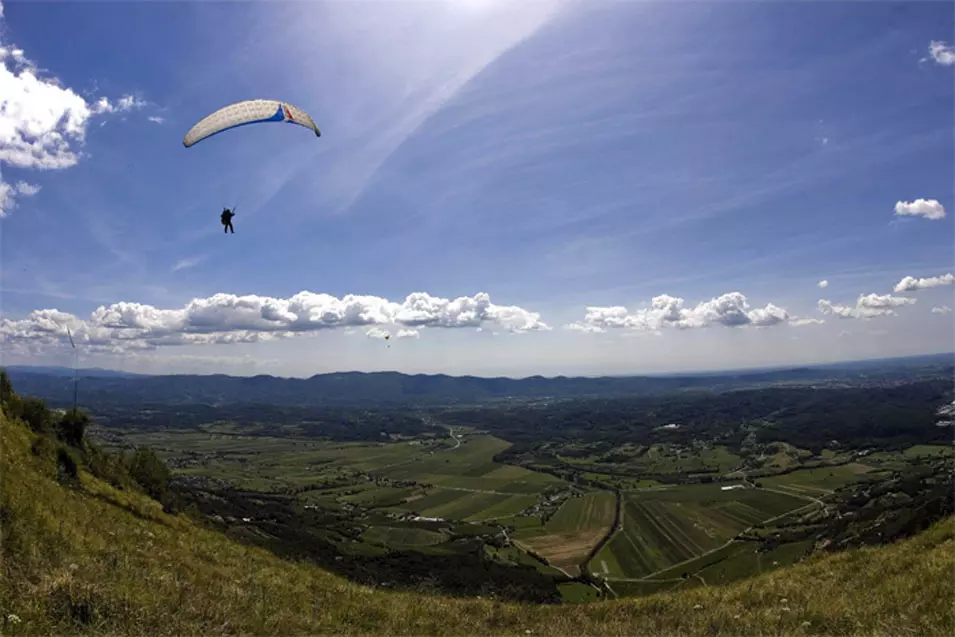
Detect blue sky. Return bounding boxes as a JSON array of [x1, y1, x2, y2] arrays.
[[1, 0, 953, 378]]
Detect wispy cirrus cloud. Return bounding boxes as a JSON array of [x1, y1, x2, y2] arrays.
[[171, 256, 206, 272], [243, 0, 567, 221]]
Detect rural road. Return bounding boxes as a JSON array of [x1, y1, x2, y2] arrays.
[[448, 427, 462, 450]]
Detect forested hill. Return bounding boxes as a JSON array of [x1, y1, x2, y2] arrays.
[[5, 354, 952, 408]]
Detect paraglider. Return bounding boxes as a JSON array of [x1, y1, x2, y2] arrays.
[[221, 207, 236, 234], [182, 99, 321, 148], [183, 99, 321, 233]]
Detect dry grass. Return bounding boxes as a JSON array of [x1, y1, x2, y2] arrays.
[[2, 406, 953, 636]]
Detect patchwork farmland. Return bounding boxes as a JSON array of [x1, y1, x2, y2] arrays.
[[516, 491, 617, 576], [594, 484, 807, 579]]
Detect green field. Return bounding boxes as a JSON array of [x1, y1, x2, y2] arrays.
[[378, 435, 563, 494], [407, 491, 537, 521], [595, 484, 805, 579], [113, 428, 568, 525], [484, 546, 565, 577], [759, 463, 874, 497], [516, 491, 616, 573], [558, 582, 601, 603], [903, 444, 954, 459], [362, 526, 448, 549]]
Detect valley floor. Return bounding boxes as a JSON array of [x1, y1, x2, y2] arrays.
[[3, 404, 955, 636]]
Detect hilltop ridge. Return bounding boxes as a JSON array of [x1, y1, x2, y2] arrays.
[[6, 352, 953, 408]]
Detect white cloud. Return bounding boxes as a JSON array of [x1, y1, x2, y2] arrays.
[[790, 318, 825, 327], [925, 40, 955, 66], [172, 256, 205, 272], [393, 292, 549, 332], [932, 306, 953, 315], [91, 95, 148, 115], [0, 16, 148, 217], [893, 198, 946, 220], [147, 116, 165, 124], [564, 322, 606, 333], [0, 177, 40, 217], [0, 290, 548, 353], [818, 293, 916, 320], [15, 180, 40, 195], [893, 273, 955, 293], [817, 280, 829, 289], [365, 327, 391, 340], [397, 328, 420, 339], [570, 292, 795, 333], [0, 177, 13, 217]]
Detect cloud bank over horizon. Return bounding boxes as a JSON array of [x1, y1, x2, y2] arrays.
[[0, 290, 549, 355]]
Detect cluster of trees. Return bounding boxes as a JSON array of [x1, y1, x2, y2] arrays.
[[1, 370, 173, 509]]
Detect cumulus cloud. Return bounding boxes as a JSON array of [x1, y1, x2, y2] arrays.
[[397, 329, 420, 339], [564, 322, 606, 333], [893, 273, 955, 293], [893, 199, 946, 220], [91, 94, 148, 115], [365, 327, 391, 340], [0, 178, 40, 217], [818, 293, 916, 320], [817, 280, 829, 289], [0, 15, 149, 217], [925, 40, 955, 66], [790, 318, 825, 327], [568, 292, 795, 333], [0, 290, 548, 353], [932, 306, 953, 315]]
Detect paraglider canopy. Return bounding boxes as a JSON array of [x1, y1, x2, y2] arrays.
[[183, 99, 321, 148]]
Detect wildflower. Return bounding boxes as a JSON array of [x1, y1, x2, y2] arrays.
[[693, 604, 703, 610], [6, 614, 21, 624]]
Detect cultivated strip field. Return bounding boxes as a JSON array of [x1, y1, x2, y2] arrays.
[[363, 526, 447, 549], [516, 491, 616, 575], [596, 484, 806, 579], [406, 491, 537, 521], [758, 463, 873, 497], [378, 435, 562, 494]]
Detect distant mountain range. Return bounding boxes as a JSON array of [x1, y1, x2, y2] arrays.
[[5, 353, 952, 409]]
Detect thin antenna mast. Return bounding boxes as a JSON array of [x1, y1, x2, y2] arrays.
[[67, 327, 77, 413]]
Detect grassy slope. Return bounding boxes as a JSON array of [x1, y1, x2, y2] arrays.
[[2, 408, 954, 636]]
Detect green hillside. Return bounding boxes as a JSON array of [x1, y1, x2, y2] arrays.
[[2, 398, 954, 636]]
